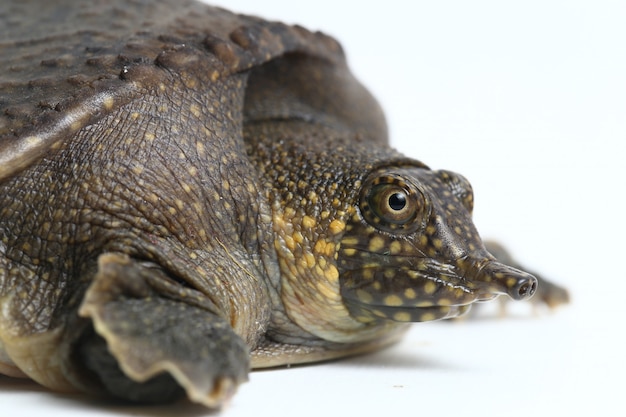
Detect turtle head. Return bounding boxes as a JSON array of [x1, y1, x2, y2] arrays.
[[338, 166, 537, 323]]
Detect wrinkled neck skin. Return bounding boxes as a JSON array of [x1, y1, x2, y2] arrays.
[[245, 120, 414, 344]]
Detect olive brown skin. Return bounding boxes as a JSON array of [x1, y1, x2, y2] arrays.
[[0, 0, 563, 408]]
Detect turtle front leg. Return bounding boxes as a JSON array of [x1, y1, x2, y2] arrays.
[[75, 253, 249, 407]]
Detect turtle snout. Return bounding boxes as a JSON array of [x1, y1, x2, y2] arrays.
[[475, 260, 538, 301]]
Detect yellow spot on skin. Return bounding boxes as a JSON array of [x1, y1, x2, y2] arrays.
[[373, 310, 387, 318], [314, 240, 326, 254], [185, 77, 197, 89], [506, 277, 518, 288], [144, 132, 155, 141], [390, 241, 402, 255], [283, 235, 296, 251], [341, 237, 360, 246], [329, 219, 345, 235], [70, 120, 83, 132], [362, 269, 374, 280], [454, 288, 467, 298], [432, 239, 443, 250], [456, 258, 468, 270], [424, 281, 437, 295], [274, 216, 288, 236], [103, 95, 115, 110], [196, 143, 207, 160], [394, 312, 412, 322], [384, 295, 403, 307], [211, 71, 220, 82], [187, 166, 198, 177], [368, 236, 385, 252], [313, 240, 336, 257], [302, 215, 316, 228], [190, 103, 201, 118], [384, 269, 396, 279], [284, 207, 296, 219], [404, 288, 417, 299], [304, 253, 316, 268], [421, 313, 436, 321], [325, 265, 339, 281], [415, 301, 434, 308], [195, 265, 207, 277], [342, 248, 356, 256]]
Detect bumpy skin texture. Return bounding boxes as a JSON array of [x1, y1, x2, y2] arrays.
[[0, 0, 566, 408]]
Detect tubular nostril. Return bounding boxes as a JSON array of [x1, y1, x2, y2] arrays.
[[513, 275, 538, 300], [472, 260, 539, 301]]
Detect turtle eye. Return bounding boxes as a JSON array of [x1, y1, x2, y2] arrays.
[[360, 175, 426, 233]]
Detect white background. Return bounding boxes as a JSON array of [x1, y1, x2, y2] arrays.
[[2, 0, 625, 416]]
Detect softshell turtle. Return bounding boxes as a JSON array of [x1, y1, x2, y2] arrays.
[[0, 0, 566, 408]]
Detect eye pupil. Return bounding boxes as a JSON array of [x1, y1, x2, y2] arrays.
[[388, 193, 407, 211]]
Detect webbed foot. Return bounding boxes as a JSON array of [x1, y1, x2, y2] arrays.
[[76, 252, 249, 407]]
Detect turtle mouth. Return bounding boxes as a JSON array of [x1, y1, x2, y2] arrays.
[[339, 258, 534, 323], [352, 303, 474, 323]]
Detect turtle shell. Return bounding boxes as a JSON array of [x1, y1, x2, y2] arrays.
[[0, 0, 347, 181]]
